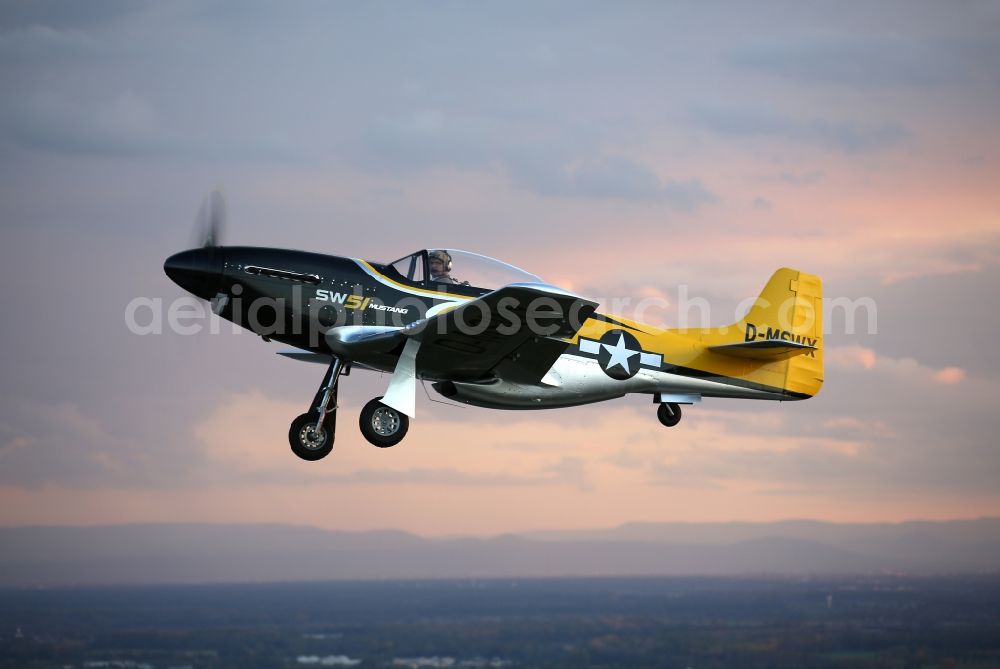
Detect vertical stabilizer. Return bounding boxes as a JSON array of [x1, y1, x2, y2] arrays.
[[739, 268, 824, 397], [675, 268, 824, 399]]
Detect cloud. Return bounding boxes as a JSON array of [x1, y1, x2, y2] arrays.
[[660, 178, 718, 211], [876, 236, 1000, 285], [0, 422, 31, 455], [511, 157, 718, 208], [772, 170, 824, 185], [0, 401, 180, 488], [0, 2, 144, 31], [848, 263, 1000, 377], [2, 1, 1000, 532], [0, 24, 107, 62], [359, 111, 716, 206], [0, 89, 295, 160], [728, 36, 1000, 88], [596, 344, 1000, 499], [826, 346, 972, 389], [548, 157, 673, 201], [933, 367, 966, 385], [827, 346, 877, 370], [187, 384, 999, 515], [689, 105, 910, 153], [192, 391, 598, 489]]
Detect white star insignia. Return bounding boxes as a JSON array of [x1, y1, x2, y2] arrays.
[[602, 333, 639, 374]]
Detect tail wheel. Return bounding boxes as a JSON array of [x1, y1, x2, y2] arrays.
[[657, 402, 682, 427], [359, 397, 409, 448], [289, 412, 335, 460]]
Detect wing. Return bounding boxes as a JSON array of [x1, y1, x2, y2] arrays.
[[288, 284, 597, 385], [408, 282, 598, 382]]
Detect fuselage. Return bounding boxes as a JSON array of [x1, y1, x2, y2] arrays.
[[164, 246, 815, 411]]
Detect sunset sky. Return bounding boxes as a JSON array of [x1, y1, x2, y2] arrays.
[[1, 1, 999, 536]]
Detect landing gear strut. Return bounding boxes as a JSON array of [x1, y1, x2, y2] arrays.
[[288, 357, 343, 460], [657, 402, 682, 427]]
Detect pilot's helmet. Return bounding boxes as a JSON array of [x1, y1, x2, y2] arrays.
[[428, 249, 452, 272]]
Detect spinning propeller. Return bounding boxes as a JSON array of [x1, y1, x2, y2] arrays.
[[194, 189, 227, 248], [164, 189, 228, 300]]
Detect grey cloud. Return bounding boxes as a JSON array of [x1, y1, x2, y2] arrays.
[[773, 170, 824, 185], [830, 254, 1000, 374], [0, 24, 108, 62], [509, 156, 718, 208], [360, 112, 716, 206], [646, 350, 1000, 497], [232, 463, 590, 489], [660, 178, 718, 211], [559, 157, 666, 201], [357, 110, 513, 173], [652, 429, 1000, 498], [0, 2, 716, 204], [649, 436, 1000, 499], [650, 444, 865, 490], [729, 36, 1000, 89], [342, 465, 580, 488], [541, 456, 591, 492], [0, 399, 204, 489], [1, 0, 998, 506], [0, 0, 143, 30], [0, 90, 297, 161], [690, 106, 910, 153], [807, 119, 911, 153], [2, 91, 162, 158], [609, 253, 1000, 498]]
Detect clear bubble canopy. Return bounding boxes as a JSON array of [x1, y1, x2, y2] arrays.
[[387, 249, 543, 289]]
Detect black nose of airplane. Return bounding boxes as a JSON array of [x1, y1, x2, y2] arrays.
[[164, 247, 225, 299]]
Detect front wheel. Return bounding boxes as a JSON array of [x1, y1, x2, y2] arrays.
[[289, 412, 334, 460], [657, 402, 682, 427], [359, 397, 409, 448]]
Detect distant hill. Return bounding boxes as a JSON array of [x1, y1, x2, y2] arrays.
[[1, 519, 998, 586]]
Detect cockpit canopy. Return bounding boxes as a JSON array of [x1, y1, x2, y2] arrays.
[[386, 249, 542, 290]]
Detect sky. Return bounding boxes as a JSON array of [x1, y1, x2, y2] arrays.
[[1, 0, 999, 536]]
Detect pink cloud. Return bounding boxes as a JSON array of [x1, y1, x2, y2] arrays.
[[827, 346, 877, 370], [934, 367, 966, 385]]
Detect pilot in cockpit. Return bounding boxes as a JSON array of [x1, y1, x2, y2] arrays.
[[429, 250, 457, 284]]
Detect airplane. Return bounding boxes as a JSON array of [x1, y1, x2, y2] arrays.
[[164, 195, 823, 460]]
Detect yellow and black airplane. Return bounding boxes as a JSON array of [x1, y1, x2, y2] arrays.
[[165, 199, 823, 460]]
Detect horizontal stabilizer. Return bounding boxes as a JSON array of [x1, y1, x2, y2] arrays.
[[709, 339, 816, 360]]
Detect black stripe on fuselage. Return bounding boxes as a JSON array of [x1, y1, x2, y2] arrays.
[[660, 363, 811, 400]]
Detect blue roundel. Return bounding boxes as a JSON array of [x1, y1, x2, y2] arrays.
[[597, 329, 642, 380]]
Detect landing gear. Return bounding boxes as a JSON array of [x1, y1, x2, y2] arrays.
[[657, 402, 682, 427], [287, 359, 412, 457], [359, 396, 409, 448], [288, 357, 343, 461], [289, 412, 334, 460]]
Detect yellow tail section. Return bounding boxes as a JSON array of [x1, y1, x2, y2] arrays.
[[676, 268, 824, 399]]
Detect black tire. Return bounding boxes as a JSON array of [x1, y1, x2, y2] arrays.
[[289, 411, 335, 461], [359, 397, 409, 448], [657, 402, 682, 427]]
